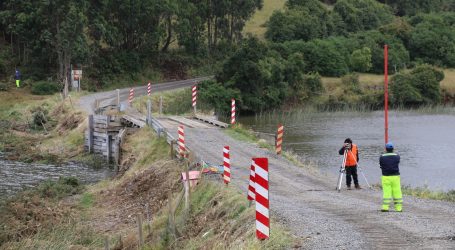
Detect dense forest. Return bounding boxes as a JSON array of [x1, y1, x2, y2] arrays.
[[200, 0, 455, 112], [1, 0, 454, 111], [0, 0, 262, 90]]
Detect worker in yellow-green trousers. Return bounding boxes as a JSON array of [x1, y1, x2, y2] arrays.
[[15, 69, 21, 88], [379, 142, 402, 212]]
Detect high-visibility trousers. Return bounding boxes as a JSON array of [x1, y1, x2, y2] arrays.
[[382, 175, 402, 211], [16, 80, 20, 87]]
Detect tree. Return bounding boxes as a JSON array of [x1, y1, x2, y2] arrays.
[[350, 47, 372, 72], [390, 65, 444, 106]]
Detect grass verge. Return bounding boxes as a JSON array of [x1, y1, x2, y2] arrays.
[[402, 186, 455, 202]]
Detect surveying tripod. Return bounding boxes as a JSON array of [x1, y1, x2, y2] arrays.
[[336, 147, 372, 192]]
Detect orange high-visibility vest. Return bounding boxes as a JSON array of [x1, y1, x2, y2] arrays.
[[345, 144, 358, 167]]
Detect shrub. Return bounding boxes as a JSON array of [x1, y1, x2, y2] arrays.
[[0, 82, 8, 91], [31, 81, 60, 95]]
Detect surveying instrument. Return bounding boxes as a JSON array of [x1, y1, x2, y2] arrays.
[[336, 145, 372, 192]]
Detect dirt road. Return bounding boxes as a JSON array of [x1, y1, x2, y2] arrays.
[[78, 77, 210, 114], [164, 124, 455, 249]]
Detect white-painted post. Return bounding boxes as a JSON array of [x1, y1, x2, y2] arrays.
[[147, 99, 152, 127]]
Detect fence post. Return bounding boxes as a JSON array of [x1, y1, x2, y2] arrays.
[[88, 115, 94, 153], [185, 161, 191, 213], [104, 236, 109, 250], [137, 214, 144, 247], [170, 140, 175, 159], [159, 96, 163, 115], [116, 89, 120, 111], [147, 99, 152, 127], [106, 116, 111, 163], [168, 191, 176, 238]]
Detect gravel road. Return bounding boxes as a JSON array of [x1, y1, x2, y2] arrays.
[[167, 126, 455, 249], [78, 77, 211, 114]]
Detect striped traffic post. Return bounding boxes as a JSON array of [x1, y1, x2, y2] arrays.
[[276, 124, 284, 155], [247, 160, 255, 202], [178, 125, 185, 158], [147, 82, 151, 96], [231, 99, 236, 125], [192, 84, 197, 114], [129, 88, 134, 105], [253, 157, 269, 240], [223, 146, 231, 184]]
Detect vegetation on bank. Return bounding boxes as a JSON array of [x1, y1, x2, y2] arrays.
[[402, 186, 455, 203], [0, 127, 294, 249], [0, 89, 86, 163]]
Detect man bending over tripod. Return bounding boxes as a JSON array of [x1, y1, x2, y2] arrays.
[[339, 138, 361, 190]]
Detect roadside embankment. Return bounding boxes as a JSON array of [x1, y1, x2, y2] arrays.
[[0, 89, 86, 164], [1, 126, 293, 249]]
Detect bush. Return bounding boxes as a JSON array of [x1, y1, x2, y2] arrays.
[[37, 177, 83, 199], [31, 81, 60, 95], [0, 82, 8, 91]]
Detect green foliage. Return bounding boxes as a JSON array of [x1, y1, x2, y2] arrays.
[[408, 13, 455, 67], [333, 0, 394, 33], [391, 65, 444, 106], [350, 47, 372, 72], [341, 73, 362, 94], [31, 81, 60, 95], [37, 177, 83, 200], [402, 185, 455, 202], [198, 80, 241, 114]]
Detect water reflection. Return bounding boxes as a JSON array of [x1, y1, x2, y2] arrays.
[[240, 110, 455, 191], [0, 158, 112, 197]]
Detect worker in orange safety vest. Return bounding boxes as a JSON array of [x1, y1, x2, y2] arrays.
[[338, 138, 361, 190]]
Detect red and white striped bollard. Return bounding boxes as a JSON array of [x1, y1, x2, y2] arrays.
[[129, 88, 134, 105], [276, 124, 284, 155], [147, 82, 151, 96], [192, 85, 197, 107], [223, 146, 231, 184], [253, 157, 269, 240], [178, 125, 185, 158], [247, 160, 255, 201], [231, 99, 236, 125]]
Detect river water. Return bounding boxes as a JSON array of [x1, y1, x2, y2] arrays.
[[239, 109, 455, 191], [0, 156, 112, 198]]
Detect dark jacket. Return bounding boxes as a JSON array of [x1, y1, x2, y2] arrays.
[[338, 145, 359, 167], [379, 152, 400, 176], [15, 70, 21, 80]]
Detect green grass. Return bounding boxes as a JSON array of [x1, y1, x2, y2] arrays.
[[80, 192, 95, 209], [134, 88, 192, 115], [224, 124, 259, 143], [402, 186, 455, 202], [243, 0, 287, 38]]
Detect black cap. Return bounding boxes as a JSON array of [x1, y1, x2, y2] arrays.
[[344, 138, 352, 143]]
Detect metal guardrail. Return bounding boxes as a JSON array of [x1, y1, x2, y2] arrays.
[[150, 117, 190, 159]]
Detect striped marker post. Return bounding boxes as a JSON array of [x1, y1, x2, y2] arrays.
[[223, 146, 231, 184], [253, 157, 269, 240], [178, 125, 185, 158], [147, 82, 151, 96], [276, 124, 284, 155], [247, 160, 255, 202], [192, 84, 197, 114], [129, 88, 134, 105], [231, 99, 236, 125]]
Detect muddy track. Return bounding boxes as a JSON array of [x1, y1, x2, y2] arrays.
[[168, 127, 455, 249]]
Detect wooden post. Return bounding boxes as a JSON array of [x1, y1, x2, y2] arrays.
[[185, 162, 191, 213], [170, 140, 175, 159], [168, 192, 175, 237], [146, 203, 151, 236], [114, 138, 120, 172], [104, 236, 109, 250], [137, 214, 144, 247], [147, 99, 152, 127], [106, 115, 111, 163], [107, 135, 112, 163], [159, 96, 163, 115], [88, 115, 94, 153], [117, 89, 120, 110]]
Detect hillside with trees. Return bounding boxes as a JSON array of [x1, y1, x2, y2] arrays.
[[1, 0, 454, 112], [201, 0, 455, 113]]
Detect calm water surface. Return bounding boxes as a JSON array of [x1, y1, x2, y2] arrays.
[[0, 156, 112, 197], [239, 109, 455, 191]]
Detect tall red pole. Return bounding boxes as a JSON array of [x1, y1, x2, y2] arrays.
[[384, 45, 389, 145]]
